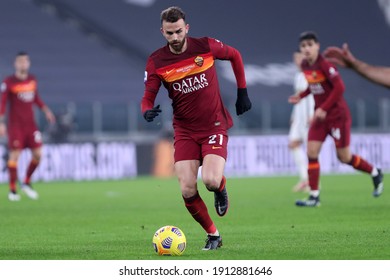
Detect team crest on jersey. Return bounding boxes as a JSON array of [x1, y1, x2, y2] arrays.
[[194, 56, 204, 67], [311, 71, 317, 79], [329, 67, 337, 77]]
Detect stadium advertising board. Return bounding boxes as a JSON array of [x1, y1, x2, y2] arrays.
[[0, 142, 137, 182], [226, 134, 390, 177], [0, 134, 388, 181]]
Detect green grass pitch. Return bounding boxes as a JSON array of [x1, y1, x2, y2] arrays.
[[0, 174, 388, 260]]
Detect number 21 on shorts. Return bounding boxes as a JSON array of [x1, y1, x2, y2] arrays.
[[209, 134, 223, 149]]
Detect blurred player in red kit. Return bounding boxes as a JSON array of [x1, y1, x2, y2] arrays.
[[289, 32, 384, 207], [0, 52, 55, 201], [141, 7, 251, 249]]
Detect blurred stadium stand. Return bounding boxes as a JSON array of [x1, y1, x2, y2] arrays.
[[1, 0, 390, 140]]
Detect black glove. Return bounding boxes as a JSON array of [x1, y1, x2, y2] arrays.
[[143, 105, 162, 122], [235, 88, 252, 115]]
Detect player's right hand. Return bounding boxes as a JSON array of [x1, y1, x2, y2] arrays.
[[143, 105, 162, 122], [288, 95, 301, 104]]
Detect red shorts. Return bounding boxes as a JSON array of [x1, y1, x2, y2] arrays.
[[174, 128, 228, 163], [308, 118, 351, 148], [8, 128, 43, 150]]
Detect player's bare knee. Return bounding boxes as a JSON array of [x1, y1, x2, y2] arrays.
[[32, 154, 41, 162], [307, 147, 320, 159], [203, 176, 219, 191], [181, 185, 198, 199], [181, 189, 197, 199], [178, 177, 197, 198], [9, 150, 21, 162], [337, 153, 350, 164]]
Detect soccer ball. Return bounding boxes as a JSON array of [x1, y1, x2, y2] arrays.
[[152, 225, 186, 256]]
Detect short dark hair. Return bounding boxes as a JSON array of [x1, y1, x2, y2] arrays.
[[299, 31, 319, 43], [160, 6, 186, 24], [16, 51, 29, 57]]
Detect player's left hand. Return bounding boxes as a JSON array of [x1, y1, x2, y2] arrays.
[[235, 88, 252, 115], [45, 110, 56, 124], [314, 108, 327, 121]]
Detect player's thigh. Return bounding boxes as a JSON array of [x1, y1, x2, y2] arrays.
[[307, 141, 323, 158], [31, 146, 42, 161], [201, 154, 226, 190], [307, 121, 327, 158], [174, 160, 200, 198], [174, 136, 202, 197], [199, 132, 227, 190], [8, 149, 22, 162]]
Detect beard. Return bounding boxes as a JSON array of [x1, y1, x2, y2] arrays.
[[169, 39, 186, 53]]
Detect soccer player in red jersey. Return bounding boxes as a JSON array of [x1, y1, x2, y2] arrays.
[[289, 32, 384, 207], [0, 52, 55, 201], [141, 7, 251, 249]]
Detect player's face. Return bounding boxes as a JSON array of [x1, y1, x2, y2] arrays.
[[299, 39, 320, 64], [161, 19, 189, 54], [14, 55, 31, 74]]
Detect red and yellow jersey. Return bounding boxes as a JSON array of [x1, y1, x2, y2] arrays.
[[143, 37, 246, 132], [0, 74, 45, 129], [301, 54, 350, 122]]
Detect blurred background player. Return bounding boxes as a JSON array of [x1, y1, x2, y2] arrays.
[[288, 50, 314, 192], [324, 43, 390, 88], [141, 7, 251, 249], [288, 32, 384, 207], [0, 52, 55, 201]]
